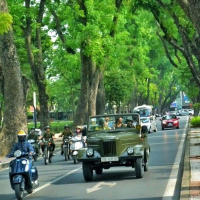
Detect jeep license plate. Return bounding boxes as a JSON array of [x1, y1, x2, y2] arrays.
[[101, 157, 119, 162], [63, 145, 67, 147]]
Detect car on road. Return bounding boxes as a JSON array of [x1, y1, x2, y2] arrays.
[[141, 117, 157, 133], [160, 115, 180, 130], [177, 109, 192, 116], [188, 109, 194, 116], [78, 113, 150, 181]]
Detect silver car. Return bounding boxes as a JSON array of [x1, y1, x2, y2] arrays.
[[178, 109, 191, 116]]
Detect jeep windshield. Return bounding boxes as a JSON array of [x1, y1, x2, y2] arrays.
[[88, 114, 139, 132]]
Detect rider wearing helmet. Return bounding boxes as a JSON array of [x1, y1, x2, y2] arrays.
[[7, 130, 38, 186], [28, 127, 38, 141], [59, 125, 73, 155], [27, 127, 39, 155], [9, 130, 34, 154], [40, 126, 55, 156], [74, 125, 86, 147]]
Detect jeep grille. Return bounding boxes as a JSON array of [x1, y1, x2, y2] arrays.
[[103, 141, 116, 156]]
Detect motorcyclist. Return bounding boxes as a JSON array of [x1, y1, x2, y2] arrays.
[[59, 125, 73, 155], [40, 126, 55, 156], [27, 127, 39, 155], [7, 130, 38, 185], [73, 125, 86, 147]]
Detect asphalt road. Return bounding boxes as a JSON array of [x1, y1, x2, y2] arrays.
[[0, 116, 188, 200]]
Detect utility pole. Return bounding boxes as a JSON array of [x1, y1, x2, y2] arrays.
[[33, 92, 37, 128]]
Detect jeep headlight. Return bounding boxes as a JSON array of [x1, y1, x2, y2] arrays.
[[127, 147, 134, 155], [86, 148, 94, 157]]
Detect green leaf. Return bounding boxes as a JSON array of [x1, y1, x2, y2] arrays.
[[0, 13, 13, 34]]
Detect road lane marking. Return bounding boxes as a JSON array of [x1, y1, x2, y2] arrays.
[[87, 182, 116, 193], [26, 167, 81, 198], [162, 118, 188, 200], [150, 140, 185, 146]]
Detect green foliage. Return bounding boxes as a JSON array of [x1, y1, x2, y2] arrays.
[[0, 13, 13, 34], [193, 103, 200, 110], [190, 117, 200, 128], [4, 0, 198, 119], [104, 70, 134, 106], [28, 120, 74, 133]]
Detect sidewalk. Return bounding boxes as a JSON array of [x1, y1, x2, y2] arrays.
[[180, 123, 200, 200]]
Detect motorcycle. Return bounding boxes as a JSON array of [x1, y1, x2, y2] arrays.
[[70, 136, 85, 164], [63, 138, 70, 161], [8, 150, 38, 200], [27, 139, 38, 161], [41, 138, 53, 165]]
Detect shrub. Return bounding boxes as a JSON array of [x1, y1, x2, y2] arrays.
[[190, 116, 200, 127], [28, 120, 74, 133]]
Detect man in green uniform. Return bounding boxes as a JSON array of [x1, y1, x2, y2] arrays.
[[95, 118, 110, 130], [27, 127, 39, 155], [59, 125, 73, 155], [40, 126, 55, 156]]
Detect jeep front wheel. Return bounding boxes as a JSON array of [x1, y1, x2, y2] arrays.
[[135, 158, 144, 178], [83, 162, 93, 181]]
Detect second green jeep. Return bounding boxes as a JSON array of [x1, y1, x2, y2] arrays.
[[78, 113, 150, 181]]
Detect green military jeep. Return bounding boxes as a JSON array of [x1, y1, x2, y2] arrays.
[[78, 113, 150, 181]]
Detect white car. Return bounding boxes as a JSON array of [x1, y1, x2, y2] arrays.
[[188, 109, 194, 115], [178, 109, 192, 116], [140, 117, 157, 133]]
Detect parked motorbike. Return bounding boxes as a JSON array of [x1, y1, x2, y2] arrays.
[[8, 150, 38, 200], [41, 138, 53, 165], [70, 136, 85, 164], [27, 139, 38, 161], [63, 138, 70, 161]]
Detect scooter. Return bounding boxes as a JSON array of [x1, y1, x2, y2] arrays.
[[8, 150, 38, 200], [70, 136, 85, 164], [63, 138, 70, 161], [41, 138, 53, 165], [27, 139, 38, 161]]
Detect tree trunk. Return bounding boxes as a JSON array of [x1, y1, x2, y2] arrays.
[[73, 51, 89, 127], [24, 0, 50, 130], [73, 51, 103, 126], [88, 66, 103, 117], [0, 0, 27, 156], [96, 77, 106, 115]]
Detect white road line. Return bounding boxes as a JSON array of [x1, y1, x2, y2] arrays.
[[162, 118, 188, 200], [26, 167, 81, 198]]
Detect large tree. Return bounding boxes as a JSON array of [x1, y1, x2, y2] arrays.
[[0, 0, 27, 156]]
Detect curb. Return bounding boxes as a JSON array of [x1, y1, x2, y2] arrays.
[[180, 123, 190, 200], [0, 162, 10, 171]]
